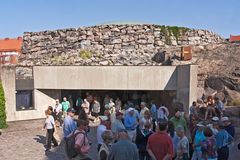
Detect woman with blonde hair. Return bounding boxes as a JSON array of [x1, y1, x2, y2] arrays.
[[43, 108, 58, 151]]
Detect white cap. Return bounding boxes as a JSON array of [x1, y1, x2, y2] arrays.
[[196, 122, 205, 127], [212, 117, 219, 121], [99, 116, 108, 121], [127, 107, 134, 112], [221, 117, 229, 122]]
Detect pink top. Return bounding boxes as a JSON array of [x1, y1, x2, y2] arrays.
[[75, 130, 90, 154]]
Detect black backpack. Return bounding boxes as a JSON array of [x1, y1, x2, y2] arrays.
[[65, 130, 86, 158]]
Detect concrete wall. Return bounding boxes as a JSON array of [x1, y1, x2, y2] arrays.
[[176, 65, 198, 113], [0, 66, 61, 121], [33, 89, 61, 119], [1, 65, 197, 121], [33, 66, 177, 90], [0, 66, 16, 121]]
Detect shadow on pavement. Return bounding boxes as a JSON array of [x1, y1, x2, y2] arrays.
[[33, 135, 46, 145], [45, 139, 68, 160]]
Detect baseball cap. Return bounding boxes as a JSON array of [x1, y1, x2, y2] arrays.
[[221, 117, 229, 122], [67, 108, 76, 113], [212, 117, 219, 122], [196, 122, 205, 127]]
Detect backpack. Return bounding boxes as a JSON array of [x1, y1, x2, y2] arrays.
[[65, 130, 86, 158]]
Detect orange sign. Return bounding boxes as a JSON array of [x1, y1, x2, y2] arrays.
[[181, 46, 192, 61]]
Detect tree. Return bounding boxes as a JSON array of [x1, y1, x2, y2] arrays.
[[0, 81, 7, 128]]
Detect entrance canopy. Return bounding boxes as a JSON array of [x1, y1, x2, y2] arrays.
[[33, 66, 177, 90]]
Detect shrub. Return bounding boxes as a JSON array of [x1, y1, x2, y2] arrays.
[[0, 81, 7, 129], [79, 50, 92, 59]]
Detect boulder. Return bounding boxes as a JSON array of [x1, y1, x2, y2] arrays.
[[205, 77, 224, 91]]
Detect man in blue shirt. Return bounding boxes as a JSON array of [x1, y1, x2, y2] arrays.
[[63, 108, 77, 138], [216, 122, 233, 160], [215, 97, 224, 119], [150, 101, 157, 131], [124, 108, 139, 142]]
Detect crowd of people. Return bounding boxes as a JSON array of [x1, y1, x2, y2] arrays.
[[42, 93, 237, 160]]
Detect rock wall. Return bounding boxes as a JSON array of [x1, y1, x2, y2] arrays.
[[20, 24, 224, 66]]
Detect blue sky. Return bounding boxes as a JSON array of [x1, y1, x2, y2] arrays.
[[0, 0, 239, 38]]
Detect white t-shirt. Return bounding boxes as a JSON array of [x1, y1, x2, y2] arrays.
[[45, 115, 55, 129], [97, 124, 107, 145], [54, 104, 62, 113]]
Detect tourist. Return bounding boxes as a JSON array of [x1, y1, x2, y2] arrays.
[[43, 109, 58, 151], [54, 99, 63, 128], [207, 117, 219, 136], [136, 121, 153, 160], [92, 97, 101, 122], [115, 97, 122, 112], [140, 110, 152, 129], [222, 117, 235, 138], [147, 120, 174, 160], [63, 108, 77, 138], [98, 130, 114, 160], [124, 107, 139, 142], [97, 116, 108, 151], [215, 121, 233, 160], [111, 111, 125, 139], [139, 102, 149, 119], [192, 122, 206, 160], [170, 108, 187, 132], [215, 97, 224, 119], [205, 96, 216, 120], [200, 127, 217, 160], [166, 120, 181, 159], [175, 125, 189, 160], [189, 101, 199, 120], [189, 101, 199, 133], [103, 94, 111, 108], [103, 109, 112, 129], [76, 95, 83, 114], [108, 130, 139, 160], [62, 97, 70, 118], [73, 119, 91, 160], [157, 104, 169, 121], [150, 100, 158, 131], [81, 99, 90, 115]]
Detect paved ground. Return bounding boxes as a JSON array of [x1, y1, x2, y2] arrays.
[[0, 119, 98, 160], [0, 119, 240, 160]]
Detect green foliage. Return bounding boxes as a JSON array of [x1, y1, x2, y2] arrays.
[[79, 50, 92, 59], [0, 81, 7, 129], [158, 25, 189, 44]]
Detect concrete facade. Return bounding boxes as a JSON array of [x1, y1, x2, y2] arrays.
[[1, 65, 197, 121]]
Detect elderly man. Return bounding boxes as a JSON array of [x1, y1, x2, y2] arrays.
[[170, 108, 187, 132], [108, 130, 139, 160], [124, 108, 139, 142], [222, 117, 235, 138], [97, 116, 108, 151], [147, 120, 174, 160], [63, 108, 77, 138], [111, 111, 125, 139], [139, 102, 149, 120]]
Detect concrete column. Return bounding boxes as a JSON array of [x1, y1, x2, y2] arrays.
[[176, 65, 198, 114], [0, 66, 16, 121]]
